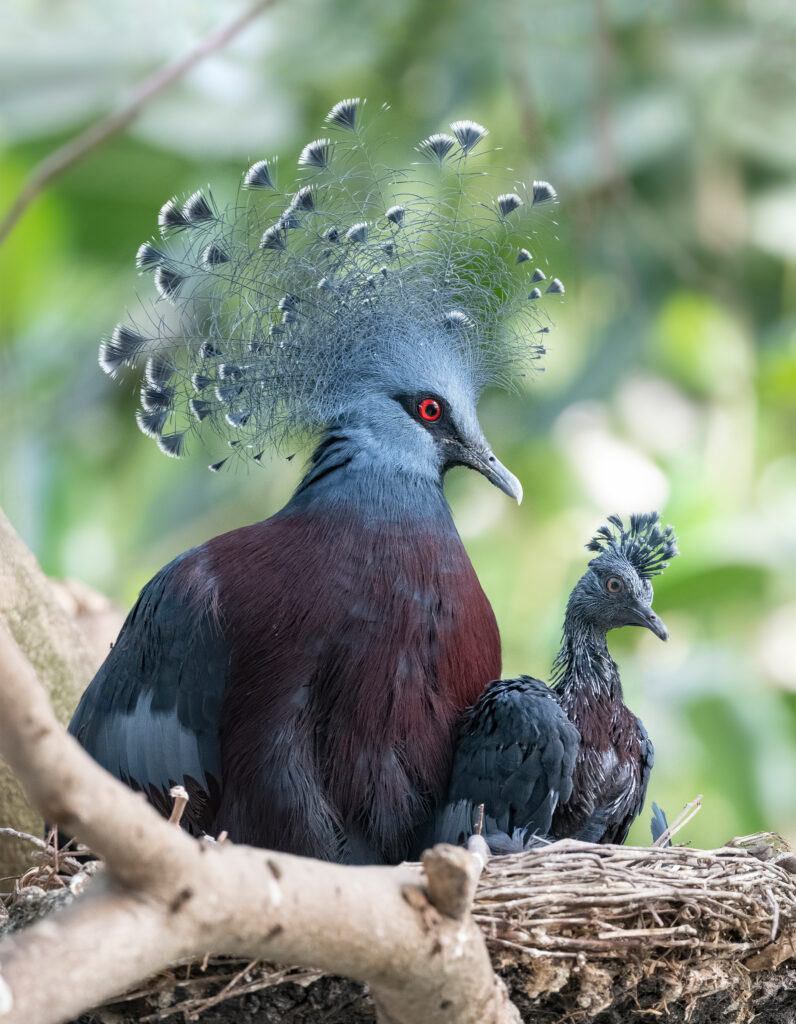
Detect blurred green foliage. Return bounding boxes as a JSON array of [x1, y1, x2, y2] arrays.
[[1, 0, 795, 848]]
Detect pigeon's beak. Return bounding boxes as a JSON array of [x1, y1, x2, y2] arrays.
[[631, 603, 669, 642], [460, 445, 523, 504]]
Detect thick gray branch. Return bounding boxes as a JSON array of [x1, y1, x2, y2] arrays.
[[0, 509, 96, 877]]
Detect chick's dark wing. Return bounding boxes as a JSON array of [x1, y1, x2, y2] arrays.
[[438, 675, 580, 845]]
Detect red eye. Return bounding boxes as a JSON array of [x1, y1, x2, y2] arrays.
[[419, 398, 442, 422]]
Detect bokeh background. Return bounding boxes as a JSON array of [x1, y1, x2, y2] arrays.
[[1, 0, 794, 847]]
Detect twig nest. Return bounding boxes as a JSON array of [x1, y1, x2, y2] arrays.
[[473, 837, 794, 962]]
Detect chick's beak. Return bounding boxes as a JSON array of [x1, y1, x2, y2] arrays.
[[633, 604, 669, 642], [460, 445, 523, 504]]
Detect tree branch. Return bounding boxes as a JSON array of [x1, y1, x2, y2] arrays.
[[0, 509, 97, 877], [0, 0, 278, 246], [0, 619, 520, 1024]]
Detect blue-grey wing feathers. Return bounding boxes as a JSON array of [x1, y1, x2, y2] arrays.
[[651, 801, 669, 845], [68, 551, 227, 832]]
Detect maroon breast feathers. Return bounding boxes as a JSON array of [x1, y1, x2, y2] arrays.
[[207, 511, 501, 861]]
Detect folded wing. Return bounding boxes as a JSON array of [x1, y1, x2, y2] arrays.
[[68, 551, 227, 834], [432, 675, 581, 849]]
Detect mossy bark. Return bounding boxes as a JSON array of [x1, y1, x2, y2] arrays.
[[0, 508, 94, 880]]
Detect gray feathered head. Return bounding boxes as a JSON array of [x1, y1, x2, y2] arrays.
[[552, 512, 678, 655], [101, 99, 564, 469]]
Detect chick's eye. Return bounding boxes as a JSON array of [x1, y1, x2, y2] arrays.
[[606, 577, 624, 595], [418, 398, 442, 422]]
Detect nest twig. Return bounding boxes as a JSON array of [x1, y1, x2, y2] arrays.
[[472, 836, 795, 962]]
